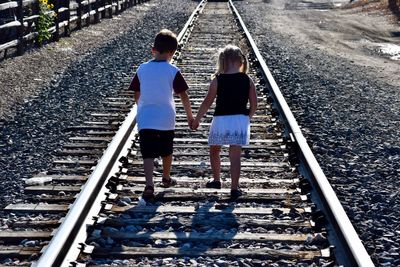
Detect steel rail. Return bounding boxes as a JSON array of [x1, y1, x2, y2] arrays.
[[33, 1, 206, 266], [176, 0, 206, 47], [228, 1, 374, 266], [34, 106, 138, 267]]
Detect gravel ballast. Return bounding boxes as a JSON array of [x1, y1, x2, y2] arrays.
[[0, 0, 197, 209], [236, 0, 400, 265], [1, 0, 399, 265]]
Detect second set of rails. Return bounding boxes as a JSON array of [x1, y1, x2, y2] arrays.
[[1, 0, 373, 266]]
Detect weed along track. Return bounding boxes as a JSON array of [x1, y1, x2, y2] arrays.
[[1, 1, 373, 266]]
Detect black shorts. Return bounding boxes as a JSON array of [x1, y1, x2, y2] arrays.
[[139, 129, 174, 159]]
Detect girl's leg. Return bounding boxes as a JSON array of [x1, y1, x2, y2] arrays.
[[210, 145, 221, 181], [229, 145, 242, 190]]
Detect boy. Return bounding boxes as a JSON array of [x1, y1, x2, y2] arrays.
[[129, 29, 193, 201]]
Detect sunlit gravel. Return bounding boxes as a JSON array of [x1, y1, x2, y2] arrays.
[[236, 2, 400, 266]]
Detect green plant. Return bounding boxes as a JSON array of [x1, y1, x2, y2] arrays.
[[37, 0, 55, 45]]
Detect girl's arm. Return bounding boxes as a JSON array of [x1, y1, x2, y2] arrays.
[[193, 77, 218, 129], [248, 77, 257, 118]]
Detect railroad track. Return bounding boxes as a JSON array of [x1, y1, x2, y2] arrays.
[[1, 1, 373, 266]]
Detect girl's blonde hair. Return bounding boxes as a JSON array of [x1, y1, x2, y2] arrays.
[[214, 45, 248, 77]]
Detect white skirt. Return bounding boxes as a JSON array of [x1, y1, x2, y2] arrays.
[[208, 114, 250, 146]]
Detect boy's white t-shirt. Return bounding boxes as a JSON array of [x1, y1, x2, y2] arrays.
[[129, 60, 188, 131]]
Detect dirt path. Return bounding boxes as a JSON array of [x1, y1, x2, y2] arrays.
[[262, 0, 400, 86]]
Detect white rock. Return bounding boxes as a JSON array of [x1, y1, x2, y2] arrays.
[[121, 196, 132, 204], [155, 239, 165, 246], [181, 243, 191, 249], [91, 229, 102, 238], [162, 257, 173, 264], [167, 239, 177, 245], [106, 237, 114, 245], [125, 225, 137, 232], [25, 177, 52, 185], [22, 240, 37, 247], [138, 198, 147, 206], [189, 259, 198, 266]]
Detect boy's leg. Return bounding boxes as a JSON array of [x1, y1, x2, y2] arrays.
[[162, 154, 173, 179], [139, 129, 156, 199], [143, 158, 155, 187], [210, 145, 221, 181], [160, 130, 176, 187], [229, 145, 242, 190], [143, 157, 155, 201]]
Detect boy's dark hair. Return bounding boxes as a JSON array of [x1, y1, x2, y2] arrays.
[[153, 29, 178, 54]]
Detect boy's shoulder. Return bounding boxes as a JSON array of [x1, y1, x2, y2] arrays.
[[138, 60, 179, 71]]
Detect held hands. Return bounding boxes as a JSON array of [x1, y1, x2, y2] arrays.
[[188, 117, 200, 130], [191, 118, 200, 130]]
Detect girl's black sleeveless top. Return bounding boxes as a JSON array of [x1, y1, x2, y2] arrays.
[[214, 73, 250, 116]]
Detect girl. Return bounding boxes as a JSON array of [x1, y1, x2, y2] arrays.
[[192, 45, 257, 198]]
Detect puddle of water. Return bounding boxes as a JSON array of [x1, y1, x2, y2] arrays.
[[284, 0, 348, 11], [377, 43, 400, 60], [358, 39, 400, 61], [332, 0, 349, 7]]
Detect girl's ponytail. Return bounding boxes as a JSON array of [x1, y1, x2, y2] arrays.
[[239, 50, 248, 74], [213, 48, 224, 78]]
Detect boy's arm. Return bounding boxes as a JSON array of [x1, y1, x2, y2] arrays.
[[179, 91, 193, 127], [173, 71, 193, 127], [248, 78, 257, 118], [193, 78, 218, 128], [134, 92, 140, 103], [129, 71, 140, 103]]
